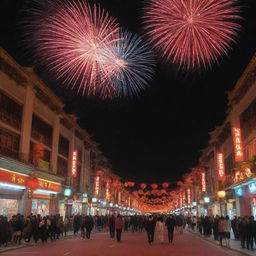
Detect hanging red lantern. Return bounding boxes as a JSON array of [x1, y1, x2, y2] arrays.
[[162, 182, 169, 188], [124, 182, 128, 187], [27, 178, 39, 191], [151, 184, 158, 189], [138, 189, 144, 195], [128, 182, 135, 187], [140, 183, 147, 189]]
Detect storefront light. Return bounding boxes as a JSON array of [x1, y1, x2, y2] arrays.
[[35, 189, 58, 195], [204, 197, 210, 203], [192, 202, 197, 206], [64, 188, 72, 197], [234, 187, 243, 197], [248, 182, 256, 194], [82, 193, 88, 198], [109, 203, 113, 207], [102, 201, 107, 206], [92, 198, 97, 203], [0, 182, 26, 190]]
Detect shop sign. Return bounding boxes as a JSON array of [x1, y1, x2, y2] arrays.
[[234, 187, 243, 197], [204, 197, 210, 203], [64, 188, 72, 196], [232, 127, 244, 162], [248, 182, 256, 194], [217, 153, 225, 180], [38, 179, 61, 192], [0, 168, 28, 186], [71, 150, 78, 177], [94, 176, 100, 195], [187, 188, 191, 205], [201, 172, 206, 192]]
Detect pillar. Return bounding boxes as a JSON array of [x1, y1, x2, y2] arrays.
[[20, 86, 34, 162], [51, 115, 60, 174]]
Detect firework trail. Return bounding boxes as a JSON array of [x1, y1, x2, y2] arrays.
[[144, 0, 241, 70]]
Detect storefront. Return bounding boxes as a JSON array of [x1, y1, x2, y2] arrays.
[[0, 168, 62, 216]]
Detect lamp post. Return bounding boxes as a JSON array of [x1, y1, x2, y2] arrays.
[[217, 190, 226, 216]]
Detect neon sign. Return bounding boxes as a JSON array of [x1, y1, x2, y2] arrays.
[[217, 153, 225, 180], [71, 150, 78, 177], [94, 176, 100, 195], [232, 127, 244, 162], [201, 172, 206, 192]]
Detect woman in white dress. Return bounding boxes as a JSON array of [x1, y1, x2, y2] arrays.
[[155, 217, 164, 243]]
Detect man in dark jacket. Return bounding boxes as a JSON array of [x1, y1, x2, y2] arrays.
[[145, 216, 155, 244], [239, 217, 248, 249], [165, 215, 176, 243], [109, 215, 115, 238]]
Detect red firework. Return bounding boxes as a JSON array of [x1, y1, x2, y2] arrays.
[[27, 0, 120, 97], [144, 0, 241, 70]]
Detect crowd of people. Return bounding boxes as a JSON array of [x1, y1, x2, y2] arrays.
[[1, 213, 256, 251]]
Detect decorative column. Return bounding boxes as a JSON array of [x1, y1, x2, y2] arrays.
[[51, 115, 60, 174], [20, 85, 34, 162]]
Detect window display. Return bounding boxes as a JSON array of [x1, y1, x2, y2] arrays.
[[0, 199, 18, 217], [31, 198, 50, 216]]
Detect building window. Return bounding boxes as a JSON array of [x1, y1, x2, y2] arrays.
[[240, 98, 256, 140], [0, 91, 22, 130], [0, 126, 20, 159], [31, 115, 53, 148], [29, 142, 51, 171], [58, 135, 69, 158], [57, 156, 68, 177]]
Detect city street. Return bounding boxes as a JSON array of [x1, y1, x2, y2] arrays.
[[1, 231, 244, 256]]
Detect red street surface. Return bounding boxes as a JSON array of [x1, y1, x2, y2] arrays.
[[1, 231, 243, 256]]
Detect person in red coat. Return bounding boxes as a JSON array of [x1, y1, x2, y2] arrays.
[[115, 215, 124, 242]]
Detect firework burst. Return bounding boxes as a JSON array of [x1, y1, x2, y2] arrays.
[[107, 30, 155, 98], [144, 0, 241, 70], [24, 0, 120, 97]]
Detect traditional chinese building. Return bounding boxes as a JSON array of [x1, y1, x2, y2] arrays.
[[0, 48, 99, 217]]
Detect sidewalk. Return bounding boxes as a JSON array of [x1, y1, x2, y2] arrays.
[[189, 229, 256, 256], [0, 230, 74, 253]]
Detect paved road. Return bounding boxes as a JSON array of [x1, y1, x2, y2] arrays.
[[1, 231, 244, 256]]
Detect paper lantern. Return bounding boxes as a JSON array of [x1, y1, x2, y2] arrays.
[[162, 182, 169, 188], [151, 184, 158, 189], [138, 189, 144, 195], [127, 182, 135, 187], [140, 184, 147, 189], [27, 178, 39, 191]]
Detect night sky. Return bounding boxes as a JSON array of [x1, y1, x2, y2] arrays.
[[1, 0, 256, 184]]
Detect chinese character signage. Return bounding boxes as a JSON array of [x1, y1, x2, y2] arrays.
[[201, 172, 206, 192], [94, 176, 100, 195], [232, 127, 244, 162], [71, 150, 78, 177], [37, 179, 61, 192], [187, 188, 191, 205], [217, 153, 225, 180]]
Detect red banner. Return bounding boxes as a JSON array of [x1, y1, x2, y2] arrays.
[[0, 168, 28, 186], [0, 169, 61, 192], [232, 127, 244, 162], [217, 153, 225, 180], [71, 150, 78, 177]]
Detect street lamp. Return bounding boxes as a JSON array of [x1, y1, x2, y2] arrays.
[[217, 190, 226, 216]]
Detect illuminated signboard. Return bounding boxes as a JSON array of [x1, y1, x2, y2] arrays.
[[217, 153, 225, 180], [248, 182, 256, 194], [71, 150, 78, 177], [232, 127, 244, 162], [234, 187, 243, 197], [204, 197, 210, 203], [202, 172, 206, 192], [64, 188, 72, 197], [94, 176, 100, 195], [187, 188, 191, 205]]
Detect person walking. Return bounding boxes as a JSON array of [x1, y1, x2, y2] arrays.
[[155, 217, 164, 243], [218, 217, 226, 246], [165, 215, 175, 244], [213, 216, 219, 241], [224, 215, 231, 247], [85, 216, 94, 239], [231, 216, 239, 240], [115, 215, 124, 242], [145, 216, 156, 245], [239, 217, 248, 249], [176, 215, 184, 235], [109, 215, 115, 238]]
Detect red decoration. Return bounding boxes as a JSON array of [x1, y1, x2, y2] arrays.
[[217, 153, 225, 180], [140, 183, 147, 189], [127, 182, 135, 187], [27, 178, 39, 191], [162, 182, 168, 188], [138, 189, 144, 195], [232, 127, 244, 162], [151, 184, 158, 189]]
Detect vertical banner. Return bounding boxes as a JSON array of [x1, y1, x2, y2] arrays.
[[187, 188, 191, 205], [71, 150, 78, 177], [94, 176, 100, 195], [201, 172, 206, 192], [232, 127, 244, 162], [217, 153, 225, 180]]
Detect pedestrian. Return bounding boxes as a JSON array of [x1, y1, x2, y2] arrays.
[[64, 216, 69, 237], [85, 216, 94, 239], [246, 216, 255, 250], [115, 215, 124, 242], [218, 217, 225, 246], [155, 217, 164, 243], [213, 215, 219, 241], [231, 216, 239, 240], [239, 217, 247, 249], [145, 216, 155, 245], [224, 215, 231, 247], [109, 215, 115, 238], [176, 215, 183, 235], [165, 215, 175, 244]]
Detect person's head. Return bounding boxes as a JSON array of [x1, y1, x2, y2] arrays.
[[225, 215, 229, 220]]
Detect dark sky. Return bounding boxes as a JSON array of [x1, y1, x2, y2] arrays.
[[1, 0, 256, 183]]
